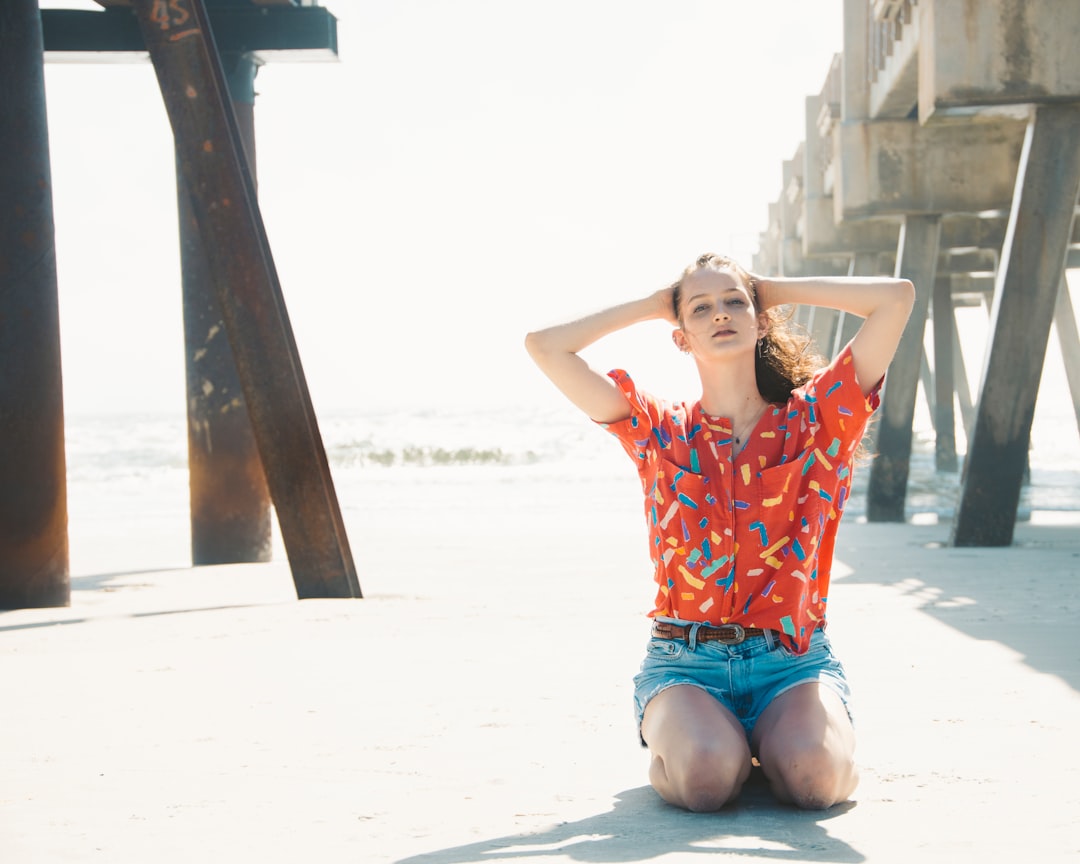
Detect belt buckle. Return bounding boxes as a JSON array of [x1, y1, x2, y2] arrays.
[[717, 623, 746, 644]]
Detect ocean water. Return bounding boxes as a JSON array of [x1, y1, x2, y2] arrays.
[[63, 392, 1080, 577], [55, 269, 1080, 574]]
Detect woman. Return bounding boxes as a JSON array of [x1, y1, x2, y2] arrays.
[[525, 254, 913, 811]]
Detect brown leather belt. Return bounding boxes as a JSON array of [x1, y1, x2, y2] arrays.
[[651, 621, 766, 645]]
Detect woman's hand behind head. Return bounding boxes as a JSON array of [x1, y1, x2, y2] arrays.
[[652, 284, 680, 326]]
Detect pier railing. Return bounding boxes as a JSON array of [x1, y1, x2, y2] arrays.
[[866, 0, 920, 116]]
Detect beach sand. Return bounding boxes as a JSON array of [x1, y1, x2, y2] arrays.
[[1, 474, 1078, 863]]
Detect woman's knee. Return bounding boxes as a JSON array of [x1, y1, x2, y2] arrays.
[[642, 685, 753, 811], [765, 745, 858, 810], [659, 739, 752, 811], [754, 682, 858, 809]]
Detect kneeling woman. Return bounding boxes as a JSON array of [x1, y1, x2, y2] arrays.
[[525, 254, 913, 811]]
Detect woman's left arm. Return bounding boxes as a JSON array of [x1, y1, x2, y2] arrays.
[[755, 275, 916, 395]]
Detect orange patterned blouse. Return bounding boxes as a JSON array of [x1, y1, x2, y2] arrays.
[[601, 345, 881, 654]]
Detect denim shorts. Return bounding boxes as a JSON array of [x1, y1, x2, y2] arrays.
[[633, 622, 852, 747]]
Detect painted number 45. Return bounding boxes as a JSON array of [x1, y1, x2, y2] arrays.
[[150, 0, 191, 30]]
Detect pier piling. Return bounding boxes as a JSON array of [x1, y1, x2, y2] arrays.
[[133, 0, 359, 597], [866, 214, 941, 522], [0, 0, 69, 609], [951, 105, 1080, 546], [180, 50, 271, 566]]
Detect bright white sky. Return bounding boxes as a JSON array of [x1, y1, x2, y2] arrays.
[[41, 0, 843, 416]]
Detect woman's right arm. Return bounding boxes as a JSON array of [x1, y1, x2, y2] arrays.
[[525, 289, 675, 424]]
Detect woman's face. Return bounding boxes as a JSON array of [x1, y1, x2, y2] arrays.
[[673, 267, 765, 358]]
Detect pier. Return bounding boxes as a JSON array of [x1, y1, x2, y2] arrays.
[[5, 0, 1077, 610], [753, 0, 1080, 546], [1, 0, 359, 608], [2, 4, 1080, 862]]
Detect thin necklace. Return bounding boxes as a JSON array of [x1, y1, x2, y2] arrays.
[[733, 402, 767, 453]]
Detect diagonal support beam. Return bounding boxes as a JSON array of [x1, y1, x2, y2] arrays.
[[952, 105, 1080, 547], [1053, 273, 1080, 441], [952, 303, 975, 442], [131, 0, 360, 597]]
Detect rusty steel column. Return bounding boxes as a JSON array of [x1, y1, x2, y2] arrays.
[[179, 50, 271, 565], [0, 0, 70, 607], [132, 0, 359, 598]]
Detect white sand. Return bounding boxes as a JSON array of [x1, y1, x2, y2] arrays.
[[2, 475, 1079, 863]]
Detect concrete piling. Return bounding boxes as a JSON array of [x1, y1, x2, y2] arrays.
[[951, 105, 1080, 546], [866, 215, 941, 522], [758, 0, 1080, 541], [931, 273, 958, 473]]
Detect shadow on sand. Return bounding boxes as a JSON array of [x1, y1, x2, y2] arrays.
[[839, 521, 1080, 693], [395, 775, 864, 864], [0, 568, 293, 632]]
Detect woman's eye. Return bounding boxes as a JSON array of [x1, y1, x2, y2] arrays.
[[692, 304, 710, 315], [728, 298, 745, 307]]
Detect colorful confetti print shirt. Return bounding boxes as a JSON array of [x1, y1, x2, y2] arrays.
[[601, 345, 881, 655]]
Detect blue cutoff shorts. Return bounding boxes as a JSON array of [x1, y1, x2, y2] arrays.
[[633, 621, 852, 747]]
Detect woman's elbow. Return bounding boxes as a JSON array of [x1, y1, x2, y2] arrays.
[[896, 279, 916, 310], [524, 328, 565, 365], [524, 329, 548, 360]]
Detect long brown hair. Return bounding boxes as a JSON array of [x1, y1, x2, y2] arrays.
[[671, 253, 824, 404]]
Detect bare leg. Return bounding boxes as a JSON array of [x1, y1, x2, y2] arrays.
[[640, 684, 753, 812], [752, 682, 858, 810]]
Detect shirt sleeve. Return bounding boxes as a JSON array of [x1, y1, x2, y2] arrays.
[[594, 369, 667, 464], [797, 344, 882, 446]]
